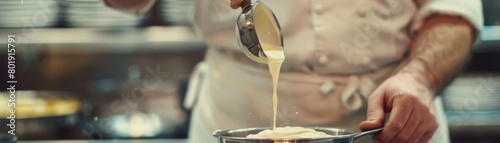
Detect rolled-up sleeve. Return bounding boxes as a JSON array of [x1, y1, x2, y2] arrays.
[[411, 0, 484, 35]]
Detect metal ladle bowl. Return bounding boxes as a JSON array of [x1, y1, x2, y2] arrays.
[[236, 0, 284, 64]]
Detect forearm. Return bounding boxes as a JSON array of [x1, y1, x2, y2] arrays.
[[397, 15, 475, 95]]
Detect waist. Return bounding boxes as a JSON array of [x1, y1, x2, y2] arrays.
[[209, 47, 405, 85], [206, 47, 407, 112]]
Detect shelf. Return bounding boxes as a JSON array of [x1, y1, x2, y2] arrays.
[[0, 26, 206, 53], [446, 111, 500, 126], [0, 25, 498, 53], [477, 26, 500, 52]]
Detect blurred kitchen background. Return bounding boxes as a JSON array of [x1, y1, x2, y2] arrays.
[[0, 0, 498, 143]]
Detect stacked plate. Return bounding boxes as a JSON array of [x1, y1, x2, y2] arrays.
[[61, 0, 144, 27], [159, 0, 195, 25], [0, 0, 60, 28], [441, 75, 500, 112]]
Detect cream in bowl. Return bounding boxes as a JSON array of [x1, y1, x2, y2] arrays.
[[246, 126, 332, 139]]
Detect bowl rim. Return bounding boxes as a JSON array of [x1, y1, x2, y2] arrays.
[[212, 127, 358, 141]]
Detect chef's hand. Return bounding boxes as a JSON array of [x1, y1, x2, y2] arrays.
[[230, 0, 249, 9], [359, 73, 438, 143], [103, 0, 156, 15]]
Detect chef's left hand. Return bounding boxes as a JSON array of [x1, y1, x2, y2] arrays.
[[103, 0, 156, 15], [359, 73, 438, 143]]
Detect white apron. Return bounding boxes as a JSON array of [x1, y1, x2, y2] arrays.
[[185, 48, 449, 143], [185, 0, 482, 142]]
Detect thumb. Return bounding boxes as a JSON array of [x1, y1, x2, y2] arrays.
[[359, 87, 386, 131], [230, 0, 244, 9]]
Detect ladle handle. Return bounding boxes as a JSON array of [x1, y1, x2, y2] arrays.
[[353, 128, 383, 140]]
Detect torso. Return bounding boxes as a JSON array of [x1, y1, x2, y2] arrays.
[[188, 0, 449, 142], [194, 0, 418, 74]]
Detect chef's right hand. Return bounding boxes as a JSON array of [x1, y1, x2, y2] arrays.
[[230, 0, 249, 9], [359, 73, 438, 143]]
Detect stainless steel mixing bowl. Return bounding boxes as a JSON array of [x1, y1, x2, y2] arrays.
[[213, 127, 382, 143]]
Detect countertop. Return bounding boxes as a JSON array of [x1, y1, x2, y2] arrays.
[[19, 139, 186, 143]]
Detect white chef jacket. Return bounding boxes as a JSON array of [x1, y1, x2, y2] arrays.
[[185, 0, 483, 143]]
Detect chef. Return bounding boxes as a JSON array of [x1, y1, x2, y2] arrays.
[[105, 0, 483, 142]]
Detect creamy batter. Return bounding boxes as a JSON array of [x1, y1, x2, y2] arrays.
[[264, 49, 284, 129], [247, 126, 332, 139], [253, 2, 283, 129], [249, 44, 330, 139], [246, 3, 331, 138]]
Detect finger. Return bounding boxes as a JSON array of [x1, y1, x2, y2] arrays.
[[418, 129, 437, 143], [407, 117, 438, 143], [359, 87, 386, 131], [373, 92, 414, 143], [230, 0, 245, 9], [388, 106, 421, 143]]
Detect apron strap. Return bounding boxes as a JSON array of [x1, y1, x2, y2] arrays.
[[340, 58, 408, 111], [184, 61, 208, 110], [339, 75, 377, 111]]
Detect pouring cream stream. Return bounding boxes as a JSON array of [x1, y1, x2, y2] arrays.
[[253, 2, 283, 129], [245, 2, 330, 138]]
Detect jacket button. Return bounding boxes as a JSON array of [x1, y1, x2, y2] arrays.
[[320, 81, 336, 95], [314, 4, 325, 14], [359, 56, 371, 66], [318, 55, 329, 66]]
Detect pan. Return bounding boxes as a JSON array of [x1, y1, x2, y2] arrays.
[[0, 90, 92, 140]]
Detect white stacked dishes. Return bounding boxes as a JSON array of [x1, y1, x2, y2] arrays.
[[159, 0, 194, 25], [0, 0, 60, 28], [62, 0, 144, 27], [441, 76, 500, 112]]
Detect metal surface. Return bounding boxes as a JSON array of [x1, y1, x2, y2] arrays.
[[213, 127, 382, 143], [476, 26, 500, 53], [0, 133, 16, 143], [18, 139, 186, 143], [236, 0, 284, 63]]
